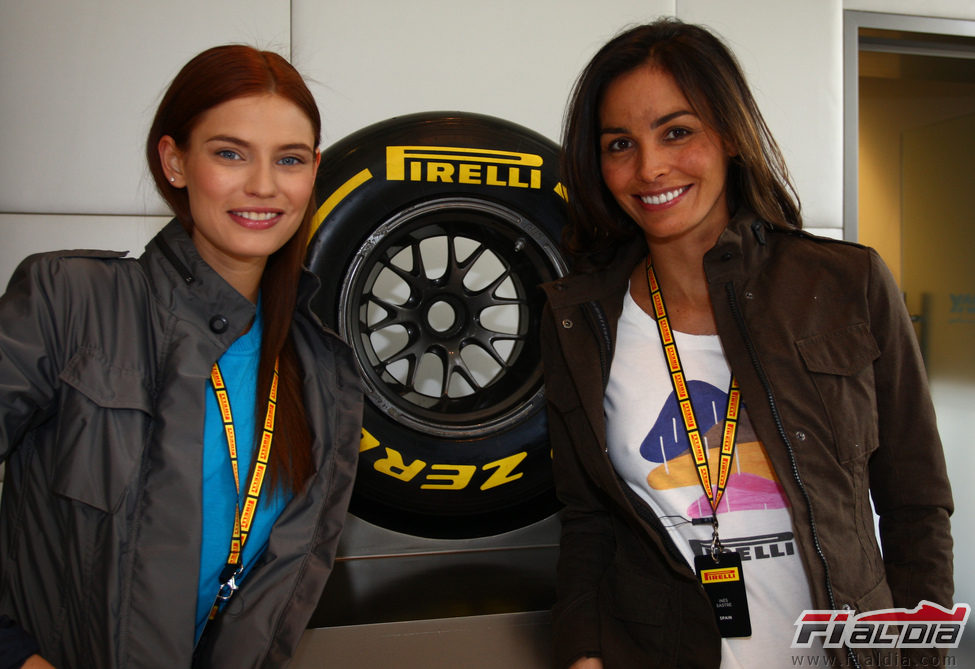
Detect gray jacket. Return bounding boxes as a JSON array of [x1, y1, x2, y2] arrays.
[[0, 220, 362, 668]]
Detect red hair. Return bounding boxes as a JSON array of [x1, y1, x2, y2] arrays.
[[147, 45, 320, 494]]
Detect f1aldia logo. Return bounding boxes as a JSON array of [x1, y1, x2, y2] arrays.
[[792, 601, 970, 649]]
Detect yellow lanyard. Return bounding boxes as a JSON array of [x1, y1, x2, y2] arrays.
[[645, 261, 740, 516], [208, 357, 278, 617]]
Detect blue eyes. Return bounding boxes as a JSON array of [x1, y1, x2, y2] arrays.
[[214, 150, 304, 166]]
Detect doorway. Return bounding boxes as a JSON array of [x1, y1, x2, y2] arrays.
[[846, 9, 975, 661]]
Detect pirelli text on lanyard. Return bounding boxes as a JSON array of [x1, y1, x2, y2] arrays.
[[207, 357, 278, 618]]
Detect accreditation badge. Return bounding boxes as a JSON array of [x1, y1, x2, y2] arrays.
[[695, 550, 752, 638]]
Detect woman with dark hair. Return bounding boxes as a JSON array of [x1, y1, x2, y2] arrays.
[[0, 45, 362, 668], [542, 18, 953, 668]]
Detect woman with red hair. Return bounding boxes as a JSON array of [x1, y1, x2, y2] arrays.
[[0, 45, 362, 668]]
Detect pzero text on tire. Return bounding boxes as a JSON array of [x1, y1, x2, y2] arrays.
[[306, 112, 567, 538]]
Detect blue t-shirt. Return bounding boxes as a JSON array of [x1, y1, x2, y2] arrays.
[[195, 309, 291, 642]]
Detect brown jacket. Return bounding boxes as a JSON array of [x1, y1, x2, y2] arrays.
[[540, 211, 953, 668]]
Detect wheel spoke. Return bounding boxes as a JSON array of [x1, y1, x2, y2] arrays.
[[380, 244, 426, 294], [375, 337, 423, 386], [470, 331, 523, 368], [466, 269, 524, 316], [423, 348, 480, 405], [361, 295, 413, 332]]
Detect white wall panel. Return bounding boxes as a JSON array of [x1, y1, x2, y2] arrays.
[[292, 0, 675, 148], [804, 227, 843, 240], [0, 0, 290, 217], [845, 0, 975, 21], [0, 214, 168, 288], [677, 0, 844, 231]]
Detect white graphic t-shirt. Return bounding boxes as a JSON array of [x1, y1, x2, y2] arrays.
[[605, 287, 827, 667]]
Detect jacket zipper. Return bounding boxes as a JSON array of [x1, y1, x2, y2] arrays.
[[725, 282, 862, 669], [583, 301, 612, 389], [155, 236, 196, 285]]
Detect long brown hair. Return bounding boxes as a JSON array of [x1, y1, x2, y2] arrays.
[[146, 44, 319, 494], [561, 18, 801, 269]]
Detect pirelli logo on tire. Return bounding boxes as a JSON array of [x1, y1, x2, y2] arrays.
[[386, 145, 543, 189]]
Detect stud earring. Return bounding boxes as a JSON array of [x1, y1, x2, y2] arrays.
[[169, 176, 175, 183]]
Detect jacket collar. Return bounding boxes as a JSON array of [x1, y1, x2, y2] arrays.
[[542, 235, 646, 309], [545, 208, 773, 307], [704, 208, 774, 287], [140, 219, 258, 347], [142, 220, 331, 346]]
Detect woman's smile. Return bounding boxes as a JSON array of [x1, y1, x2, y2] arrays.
[[229, 208, 286, 228], [638, 185, 691, 208]]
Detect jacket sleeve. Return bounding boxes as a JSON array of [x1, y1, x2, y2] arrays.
[[0, 255, 66, 463], [540, 304, 614, 668], [0, 257, 67, 665], [865, 248, 954, 609]]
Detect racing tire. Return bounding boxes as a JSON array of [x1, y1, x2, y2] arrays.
[[306, 112, 567, 539]]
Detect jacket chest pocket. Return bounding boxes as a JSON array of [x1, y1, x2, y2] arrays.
[[54, 347, 153, 513], [795, 323, 880, 463]]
